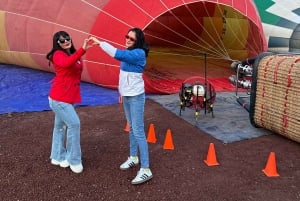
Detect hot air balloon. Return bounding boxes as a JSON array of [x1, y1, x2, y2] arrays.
[[254, 0, 300, 52], [0, 0, 266, 94]]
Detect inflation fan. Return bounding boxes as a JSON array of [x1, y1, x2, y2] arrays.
[[178, 53, 216, 121]]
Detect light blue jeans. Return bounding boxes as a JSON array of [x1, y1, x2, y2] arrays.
[[122, 93, 149, 168], [48, 97, 82, 165]]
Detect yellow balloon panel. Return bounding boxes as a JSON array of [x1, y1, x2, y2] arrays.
[[0, 11, 9, 51], [0, 51, 39, 69], [222, 18, 248, 50]]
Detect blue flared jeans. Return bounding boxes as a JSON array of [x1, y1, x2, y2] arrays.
[[122, 93, 149, 168], [48, 97, 82, 165]]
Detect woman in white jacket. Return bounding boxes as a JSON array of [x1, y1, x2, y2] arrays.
[[92, 28, 152, 185]]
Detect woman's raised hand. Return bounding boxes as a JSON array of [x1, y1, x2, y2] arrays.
[[89, 37, 101, 45], [82, 38, 95, 50]]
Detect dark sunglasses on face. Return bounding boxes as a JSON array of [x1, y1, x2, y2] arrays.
[[125, 35, 136, 42], [57, 36, 71, 44]]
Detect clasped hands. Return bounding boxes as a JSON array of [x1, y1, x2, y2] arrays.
[[82, 37, 102, 50]]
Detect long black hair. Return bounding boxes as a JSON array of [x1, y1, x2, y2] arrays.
[[46, 31, 76, 62], [127, 28, 149, 57]]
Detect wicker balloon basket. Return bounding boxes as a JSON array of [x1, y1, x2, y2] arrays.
[[250, 52, 300, 143]]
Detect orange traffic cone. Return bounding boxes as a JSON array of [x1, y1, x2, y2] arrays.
[[124, 122, 130, 132], [163, 129, 174, 150], [262, 152, 279, 177], [204, 143, 219, 166], [147, 123, 157, 143]]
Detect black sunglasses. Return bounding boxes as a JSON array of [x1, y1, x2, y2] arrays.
[[57, 36, 71, 44], [125, 35, 136, 42]]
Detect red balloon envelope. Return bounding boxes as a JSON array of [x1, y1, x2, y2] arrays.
[[0, 0, 266, 94]]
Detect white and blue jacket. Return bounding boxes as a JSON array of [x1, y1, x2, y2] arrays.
[[100, 42, 146, 96]]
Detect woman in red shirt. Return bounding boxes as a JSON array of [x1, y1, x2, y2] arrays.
[[46, 31, 92, 174]]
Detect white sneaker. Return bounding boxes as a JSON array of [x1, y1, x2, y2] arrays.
[[51, 159, 69, 168], [120, 156, 139, 170], [70, 163, 83, 174], [59, 160, 70, 168], [131, 168, 153, 185], [51, 159, 60, 166]]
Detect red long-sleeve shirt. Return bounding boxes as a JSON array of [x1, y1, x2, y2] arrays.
[[49, 48, 86, 104]]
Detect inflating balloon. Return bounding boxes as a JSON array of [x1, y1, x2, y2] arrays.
[[0, 0, 267, 94], [254, 0, 300, 52]]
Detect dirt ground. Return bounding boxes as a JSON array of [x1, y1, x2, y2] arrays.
[[1, 100, 299, 201]]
